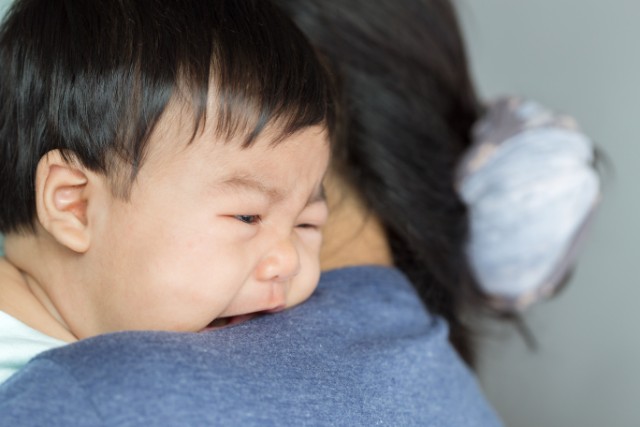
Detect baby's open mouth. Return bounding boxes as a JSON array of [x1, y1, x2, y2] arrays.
[[201, 305, 287, 332], [206, 317, 232, 328], [202, 313, 259, 331]]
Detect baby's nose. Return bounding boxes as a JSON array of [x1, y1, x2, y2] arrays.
[[255, 238, 301, 283]]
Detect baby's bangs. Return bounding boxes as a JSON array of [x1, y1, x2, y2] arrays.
[[180, 0, 336, 147]]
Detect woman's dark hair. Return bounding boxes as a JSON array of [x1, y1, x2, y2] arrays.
[[274, 0, 483, 365], [0, 0, 335, 234]]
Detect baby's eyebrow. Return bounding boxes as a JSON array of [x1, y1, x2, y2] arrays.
[[218, 176, 285, 203], [216, 175, 325, 206]]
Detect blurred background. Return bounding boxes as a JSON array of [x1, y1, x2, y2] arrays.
[[0, 0, 636, 425], [459, 1, 639, 426]]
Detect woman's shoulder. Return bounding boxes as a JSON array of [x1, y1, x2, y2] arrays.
[[318, 265, 424, 307], [315, 265, 441, 331]]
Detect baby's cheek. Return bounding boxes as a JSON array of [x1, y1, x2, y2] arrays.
[[288, 249, 321, 307], [298, 229, 323, 260]]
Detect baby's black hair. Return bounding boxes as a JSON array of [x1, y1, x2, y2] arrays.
[[0, 0, 335, 233]]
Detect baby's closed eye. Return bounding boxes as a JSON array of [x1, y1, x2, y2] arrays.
[[234, 215, 261, 225]]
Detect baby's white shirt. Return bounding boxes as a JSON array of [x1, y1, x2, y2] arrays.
[[0, 310, 66, 384]]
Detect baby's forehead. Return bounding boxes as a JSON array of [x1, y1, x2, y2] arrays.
[[146, 105, 329, 178], [152, 96, 328, 152]]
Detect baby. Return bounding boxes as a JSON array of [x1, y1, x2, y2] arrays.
[[0, 0, 335, 383]]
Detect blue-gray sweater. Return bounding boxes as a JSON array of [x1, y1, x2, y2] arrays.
[[0, 266, 502, 426]]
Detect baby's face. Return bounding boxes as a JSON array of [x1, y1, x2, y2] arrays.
[[74, 111, 330, 337]]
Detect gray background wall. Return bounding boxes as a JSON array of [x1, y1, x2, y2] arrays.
[[0, 0, 636, 426], [459, 1, 639, 426]]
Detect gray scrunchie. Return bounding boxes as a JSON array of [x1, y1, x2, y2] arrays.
[[457, 97, 600, 312]]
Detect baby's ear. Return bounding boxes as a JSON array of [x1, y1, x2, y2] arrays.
[[35, 150, 102, 253]]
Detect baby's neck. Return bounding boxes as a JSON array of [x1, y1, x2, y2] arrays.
[[0, 236, 77, 342]]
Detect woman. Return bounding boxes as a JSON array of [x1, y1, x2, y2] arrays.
[[277, 0, 485, 365]]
